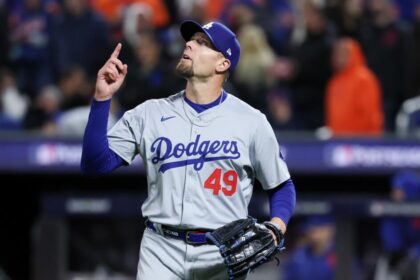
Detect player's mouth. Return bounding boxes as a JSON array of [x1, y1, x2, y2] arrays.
[[182, 54, 191, 60]]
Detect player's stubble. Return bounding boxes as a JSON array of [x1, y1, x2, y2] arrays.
[[175, 58, 194, 78]]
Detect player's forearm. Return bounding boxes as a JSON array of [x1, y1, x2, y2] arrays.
[[268, 178, 296, 234], [81, 99, 124, 174]]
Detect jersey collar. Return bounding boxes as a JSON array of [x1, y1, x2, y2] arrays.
[[181, 90, 229, 126], [183, 90, 227, 113]]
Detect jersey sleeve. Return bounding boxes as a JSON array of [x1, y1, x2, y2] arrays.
[[107, 103, 146, 164], [251, 114, 290, 190]]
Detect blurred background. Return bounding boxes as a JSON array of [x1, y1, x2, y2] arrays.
[[1, 0, 420, 279]]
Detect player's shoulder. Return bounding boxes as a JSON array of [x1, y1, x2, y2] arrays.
[[120, 92, 183, 123], [129, 91, 183, 112], [144, 91, 183, 107]]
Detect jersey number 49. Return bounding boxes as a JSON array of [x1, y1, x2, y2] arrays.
[[204, 168, 238, 196]]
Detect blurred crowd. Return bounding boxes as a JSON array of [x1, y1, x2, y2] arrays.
[[1, 0, 420, 137]]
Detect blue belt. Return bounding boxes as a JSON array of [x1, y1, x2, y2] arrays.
[[146, 220, 211, 245]]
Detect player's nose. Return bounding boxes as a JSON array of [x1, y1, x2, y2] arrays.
[[185, 40, 194, 50]]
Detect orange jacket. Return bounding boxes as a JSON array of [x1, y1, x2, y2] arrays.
[[91, 0, 169, 27], [326, 38, 384, 136]]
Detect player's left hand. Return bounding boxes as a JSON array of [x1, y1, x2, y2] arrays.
[[206, 217, 285, 279]]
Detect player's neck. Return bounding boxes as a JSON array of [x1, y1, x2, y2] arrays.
[[185, 80, 223, 104]]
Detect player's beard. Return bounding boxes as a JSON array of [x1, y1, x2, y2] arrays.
[[175, 58, 193, 78]]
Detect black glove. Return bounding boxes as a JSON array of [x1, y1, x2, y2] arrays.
[[206, 216, 285, 280]]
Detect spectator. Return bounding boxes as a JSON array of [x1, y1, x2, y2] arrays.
[[220, 0, 284, 37], [0, 68, 28, 129], [266, 88, 295, 130], [0, 67, 28, 121], [265, 0, 295, 54], [393, 0, 418, 22], [0, 2, 10, 67], [9, 0, 54, 97], [53, 65, 116, 137], [328, 0, 365, 37], [377, 169, 420, 279], [270, 0, 336, 131], [325, 37, 383, 136], [395, 94, 420, 138], [90, 0, 129, 27], [58, 66, 91, 111], [359, 0, 415, 131], [92, 0, 170, 29], [233, 24, 276, 110], [117, 2, 176, 71], [23, 84, 62, 135], [118, 32, 183, 111], [410, 2, 420, 99], [283, 216, 362, 280], [51, 0, 111, 80], [176, 0, 227, 23], [56, 101, 118, 137], [121, 2, 154, 52], [283, 216, 337, 280], [220, 0, 259, 32]]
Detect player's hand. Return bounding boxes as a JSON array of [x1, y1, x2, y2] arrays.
[[267, 218, 287, 246], [95, 43, 128, 101]]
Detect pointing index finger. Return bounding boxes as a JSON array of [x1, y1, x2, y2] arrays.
[[111, 43, 122, 58]]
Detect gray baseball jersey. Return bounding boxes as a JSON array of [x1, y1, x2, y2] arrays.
[[108, 91, 290, 229]]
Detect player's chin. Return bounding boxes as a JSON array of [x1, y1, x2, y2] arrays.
[[175, 61, 193, 78]]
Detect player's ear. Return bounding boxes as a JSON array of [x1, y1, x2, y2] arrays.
[[215, 57, 231, 74]]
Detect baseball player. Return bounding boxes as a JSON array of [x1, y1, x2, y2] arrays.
[[81, 20, 296, 279]]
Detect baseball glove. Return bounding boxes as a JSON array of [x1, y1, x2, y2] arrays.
[[206, 216, 285, 279]]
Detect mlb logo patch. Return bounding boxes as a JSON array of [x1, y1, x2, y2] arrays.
[[203, 22, 214, 30]]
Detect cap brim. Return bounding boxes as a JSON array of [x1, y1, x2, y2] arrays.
[[180, 20, 217, 49]]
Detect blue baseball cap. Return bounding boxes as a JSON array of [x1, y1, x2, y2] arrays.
[[301, 216, 334, 233], [180, 20, 241, 73]]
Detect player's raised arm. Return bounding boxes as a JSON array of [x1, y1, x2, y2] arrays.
[[81, 43, 128, 175], [95, 43, 128, 101]]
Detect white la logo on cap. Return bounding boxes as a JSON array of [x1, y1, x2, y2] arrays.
[[203, 22, 214, 30], [227, 48, 232, 56]]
